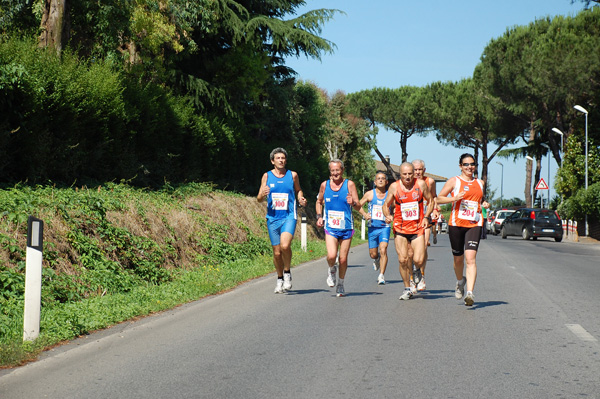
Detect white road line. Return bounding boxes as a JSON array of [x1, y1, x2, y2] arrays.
[[566, 324, 598, 342]]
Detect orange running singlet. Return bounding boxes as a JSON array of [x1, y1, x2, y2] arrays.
[[393, 179, 425, 235], [449, 176, 484, 228]]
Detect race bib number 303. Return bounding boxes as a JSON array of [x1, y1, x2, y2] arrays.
[[400, 201, 419, 221], [327, 210, 346, 229]]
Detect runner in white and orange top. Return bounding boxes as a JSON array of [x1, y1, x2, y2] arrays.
[[383, 162, 433, 301], [437, 153, 490, 306]]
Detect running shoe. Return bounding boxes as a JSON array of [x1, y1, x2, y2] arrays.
[[455, 277, 466, 299], [336, 283, 345, 297], [327, 266, 337, 287], [417, 277, 426, 291], [274, 278, 284, 294], [433, 235, 437, 244], [412, 266, 422, 285], [377, 274, 385, 285], [283, 272, 292, 291], [410, 278, 416, 291], [373, 257, 380, 271], [464, 291, 474, 306], [399, 288, 413, 300]]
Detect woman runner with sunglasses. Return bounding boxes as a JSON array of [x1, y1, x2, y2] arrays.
[[437, 153, 489, 306]]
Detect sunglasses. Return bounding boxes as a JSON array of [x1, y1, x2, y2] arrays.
[[461, 162, 478, 167]]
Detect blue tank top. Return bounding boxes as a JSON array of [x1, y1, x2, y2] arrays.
[[368, 189, 389, 228], [324, 179, 353, 231], [266, 170, 297, 220]]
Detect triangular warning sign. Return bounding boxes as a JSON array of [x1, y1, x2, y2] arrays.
[[535, 178, 549, 190]]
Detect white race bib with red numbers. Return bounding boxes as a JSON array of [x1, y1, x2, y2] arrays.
[[458, 200, 478, 221], [271, 193, 289, 210], [400, 201, 419, 221], [327, 210, 345, 229], [371, 204, 384, 221]]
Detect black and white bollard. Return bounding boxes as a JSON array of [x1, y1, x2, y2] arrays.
[[301, 216, 307, 252], [23, 216, 44, 342]]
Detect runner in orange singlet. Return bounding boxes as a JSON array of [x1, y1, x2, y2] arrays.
[[383, 162, 433, 300], [437, 153, 489, 306], [407, 159, 440, 291]]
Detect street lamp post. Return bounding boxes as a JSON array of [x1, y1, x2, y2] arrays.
[[574, 105, 589, 236], [496, 161, 503, 208], [541, 143, 550, 209], [551, 127, 564, 168]]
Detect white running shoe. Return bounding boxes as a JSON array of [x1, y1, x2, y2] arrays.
[[455, 277, 466, 299], [399, 288, 413, 300], [327, 266, 337, 287], [377, 274, 385, 285], [412, 266, 422, 284], [336, 283, 345, 297], [274, 279, 284, 294], [373, 257, 380, 270], [283, 272, 292, 291], [464, 291, 474, 306], [417, 277, 426, 291]]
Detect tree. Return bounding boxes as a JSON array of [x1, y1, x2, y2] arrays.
[[426, 78, 522, 196]]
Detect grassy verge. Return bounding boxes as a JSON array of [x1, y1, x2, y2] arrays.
[[0, 183, 367, 368]]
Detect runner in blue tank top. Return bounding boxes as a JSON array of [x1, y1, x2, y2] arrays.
[[358, 171, 391, 285], [316, 159, 362, 297], [257, 148, 307, 294]]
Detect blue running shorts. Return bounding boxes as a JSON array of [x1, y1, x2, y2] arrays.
[[368, 226, 391, 249], [267, 217, 297, 246], [324, 228, 355, 240]]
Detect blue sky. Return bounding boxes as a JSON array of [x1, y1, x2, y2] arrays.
[[285, 0, 585, 203]]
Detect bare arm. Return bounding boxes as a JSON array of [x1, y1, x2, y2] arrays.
[[382, 182, 397, 224], [358, 190, 373, 219], [437, 177, 463, 205], [257, 173, 269, 202], [315, 181, 326, 228], [347, 180, 362, 212], [292, 171, 307, 207]]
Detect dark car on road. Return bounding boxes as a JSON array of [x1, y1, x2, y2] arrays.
[[501, 208, 563, 242]]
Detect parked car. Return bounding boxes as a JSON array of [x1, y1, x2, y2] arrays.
[[501, 208, 563, 242], [486, 210, 497, 231], [491, 210, 516, 235]]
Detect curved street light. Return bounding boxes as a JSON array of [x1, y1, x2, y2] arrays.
[[551, 127, 564, 168], [541, 143, 550, 209], [574, 105, 589, 236]]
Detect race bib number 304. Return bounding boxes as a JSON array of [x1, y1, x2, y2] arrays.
[[327, 210, 346, 229], [400, 201, 419, 221], [271, 193, 289, 210], [458, 199, 478, 221]]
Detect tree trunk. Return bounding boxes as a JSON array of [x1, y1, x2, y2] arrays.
[[39, 0, 69, 53], [525, 119, 535, 207]]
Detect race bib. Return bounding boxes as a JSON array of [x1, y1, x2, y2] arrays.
[[327, 210, 345, 229], [459, 200, 479, 221], [400, 201, 419, 221], [371, 204, 384, 221], [271, 192, 289, 210]]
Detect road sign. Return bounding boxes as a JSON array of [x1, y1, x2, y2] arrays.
[[535, 178, 549, 190]]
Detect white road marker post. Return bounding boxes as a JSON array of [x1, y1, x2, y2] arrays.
[[23, 216, 44, 342], [301, 214, 307, 252]]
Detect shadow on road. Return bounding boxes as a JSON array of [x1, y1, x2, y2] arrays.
[[286, 289, 330, 295], [466, 300, 508, 309]]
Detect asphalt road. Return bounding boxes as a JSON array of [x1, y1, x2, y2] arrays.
[[1, 233, 599, 399]]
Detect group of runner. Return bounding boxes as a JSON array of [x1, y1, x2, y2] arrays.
[[257, 148, 488, 306]]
